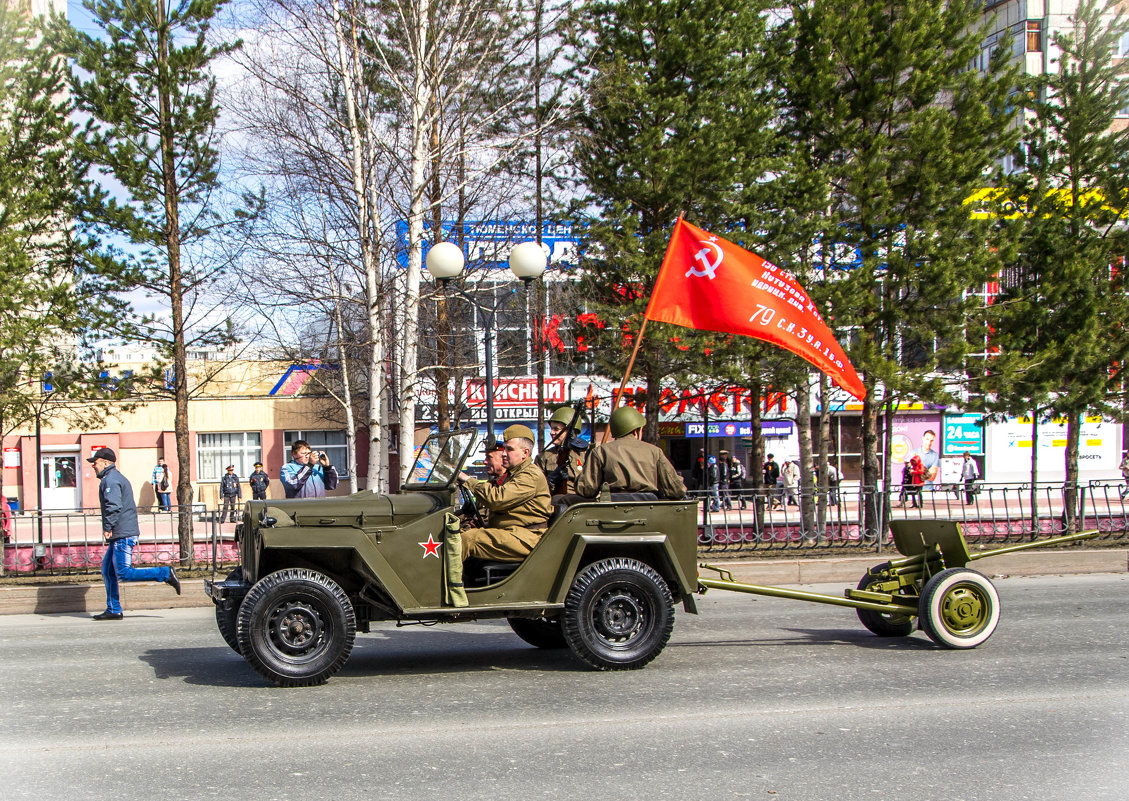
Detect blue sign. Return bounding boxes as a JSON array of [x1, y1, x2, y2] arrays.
[[943, 414, 983, 455], [685, 420, 793, 438], [396, 220, 581, 271]]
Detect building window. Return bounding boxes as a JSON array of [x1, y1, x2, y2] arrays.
[[1027, 21, 1042, 53], [197, 432, 262, 482], [284, 430, 349, 477]]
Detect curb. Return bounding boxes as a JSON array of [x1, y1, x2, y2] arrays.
[[1, 549, 1125, 616]]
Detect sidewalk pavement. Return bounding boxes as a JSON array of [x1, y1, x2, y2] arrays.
[[1, 549, 1124, 616]]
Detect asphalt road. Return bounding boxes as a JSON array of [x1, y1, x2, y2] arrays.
[[1, 574, 1126, 801]]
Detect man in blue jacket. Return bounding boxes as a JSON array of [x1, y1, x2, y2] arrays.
[[280, 440, 339, 498], [89, 448, 180, 620]]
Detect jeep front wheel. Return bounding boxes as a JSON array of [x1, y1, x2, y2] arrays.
[[236, 568, 356, 687], [562, 558, 674, 670]]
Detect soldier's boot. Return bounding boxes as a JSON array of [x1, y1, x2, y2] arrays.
[[442, 512, 468, 608]]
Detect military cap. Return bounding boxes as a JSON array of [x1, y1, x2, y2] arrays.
[[503, 424, 536, 443], [483, 435, 503, 453]]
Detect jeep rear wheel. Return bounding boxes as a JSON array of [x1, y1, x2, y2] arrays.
[[508, 616, 567, 649], [236, 568, 356, 687], [562, 558, 674, 670], [214, 567, 244, 653]]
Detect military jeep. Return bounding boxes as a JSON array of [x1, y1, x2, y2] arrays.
[[205, 428, 700, 686]]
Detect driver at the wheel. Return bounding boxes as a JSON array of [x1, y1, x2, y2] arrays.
[[456, 424, 552, 561]]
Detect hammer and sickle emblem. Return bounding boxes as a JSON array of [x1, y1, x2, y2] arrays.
[[686, 238, 723, 279]]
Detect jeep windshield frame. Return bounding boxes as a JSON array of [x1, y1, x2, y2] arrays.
[[402, 428, 478, 491]]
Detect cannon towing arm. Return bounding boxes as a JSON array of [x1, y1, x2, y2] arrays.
[[696, 527, 1098, 649]]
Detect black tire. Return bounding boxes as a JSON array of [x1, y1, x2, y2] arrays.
[[562, 558, 674, 670], [508, 616, 568, 649], [855, 563, 915, 637], [214, 567, 244, 653], [918, 568, 1000, 649], [236, 568, 356, 687]]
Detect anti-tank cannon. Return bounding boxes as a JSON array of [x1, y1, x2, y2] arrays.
[[699, 519, 1098, 649]]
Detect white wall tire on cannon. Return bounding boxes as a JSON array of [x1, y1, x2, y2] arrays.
[[236, 568, 356, 686], [562, 558, 674, 670], [918, 568, 1000, 649]]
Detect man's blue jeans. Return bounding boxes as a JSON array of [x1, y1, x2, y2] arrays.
[[101, 537, 171, 614]]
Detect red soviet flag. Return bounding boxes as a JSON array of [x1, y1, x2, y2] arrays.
[[645, 218, 866, 400]]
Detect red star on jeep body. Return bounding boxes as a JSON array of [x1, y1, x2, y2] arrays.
[[419, 534, 441, 558]]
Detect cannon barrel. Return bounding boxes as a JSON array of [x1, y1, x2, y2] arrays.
[[966, 529, 1098, 561]]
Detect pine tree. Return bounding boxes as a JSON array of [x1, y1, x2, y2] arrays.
[[68, 0, 244, 563], [776, 0, 1018, 530], [0, 7, 133, 480], [988, 0, 1129, 530], [570, 0, 777, 439]]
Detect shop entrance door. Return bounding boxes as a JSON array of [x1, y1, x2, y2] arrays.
[[40, 453, 81, 510]]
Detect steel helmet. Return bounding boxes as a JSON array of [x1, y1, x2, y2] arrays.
[[549, 406, 584, 431], [609, 406, 645, 439]]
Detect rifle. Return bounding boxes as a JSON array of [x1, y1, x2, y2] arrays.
[[549, 399, 590, 495]]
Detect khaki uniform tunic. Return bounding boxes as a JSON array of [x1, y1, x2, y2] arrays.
[[461, 457, 552, 561], [535, 446, 584, 495], [576, 437, 687, 500]]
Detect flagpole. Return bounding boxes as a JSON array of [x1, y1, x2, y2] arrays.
[[602, 214, 685, 443]]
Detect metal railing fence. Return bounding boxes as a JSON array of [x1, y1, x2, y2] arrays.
[[692, 480, 1129, 552], [3, 480, 1126, 576], [1, 504, 234, 577]]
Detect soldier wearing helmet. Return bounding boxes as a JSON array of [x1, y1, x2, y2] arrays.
[[576, 407, 687, 500], [535, 405, 588, 495], [456, 424, 552, 561]]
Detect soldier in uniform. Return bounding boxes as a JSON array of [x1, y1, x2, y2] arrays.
[[535, 405, 586, 495], [456, 424, 552, 561], [576, 407, 687, 500], [483, 437, 506, 486]]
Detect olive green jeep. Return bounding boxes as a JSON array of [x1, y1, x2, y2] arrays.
[[205, 428, 699, 686]]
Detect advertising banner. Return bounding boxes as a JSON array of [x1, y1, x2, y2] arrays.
[[684, 420, 794, 438], [986, 415, 1121, 482], [943, 414, 984, 455], [890, 414, 943, 487]]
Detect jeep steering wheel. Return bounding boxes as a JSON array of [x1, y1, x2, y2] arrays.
[[457, 483, 484, 528]]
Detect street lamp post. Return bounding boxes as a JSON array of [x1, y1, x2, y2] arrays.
[[426, 241, 547, 442]]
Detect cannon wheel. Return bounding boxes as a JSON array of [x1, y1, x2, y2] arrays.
[[919, 568, 1000, 649], [508, 616, 568, 649], [855, 564, 915, 637], [562, 558, 674, 670], [214, 567, 244, 653], [236, 568, 356, 687]]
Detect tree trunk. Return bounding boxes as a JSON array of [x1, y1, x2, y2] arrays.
[[860, 378, 881, 541], [156, 1, 193, 565], [796, 374, 815, 539], [397, 0, 433, 483], [817, 372, 831, 538], [1064, 414, 1081, 534]]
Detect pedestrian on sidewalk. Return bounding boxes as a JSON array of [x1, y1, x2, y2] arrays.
[[219, 465, 243, 522], [248, 462, 270, 501], [961, 451, 980, 505], [152, 458, 171, 512], [782, 460, 800, 506], [706, 455, 721, 512], [763, 454, 780, 510], [719, 449, 733, 510], [90, 448, 180, 621]]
